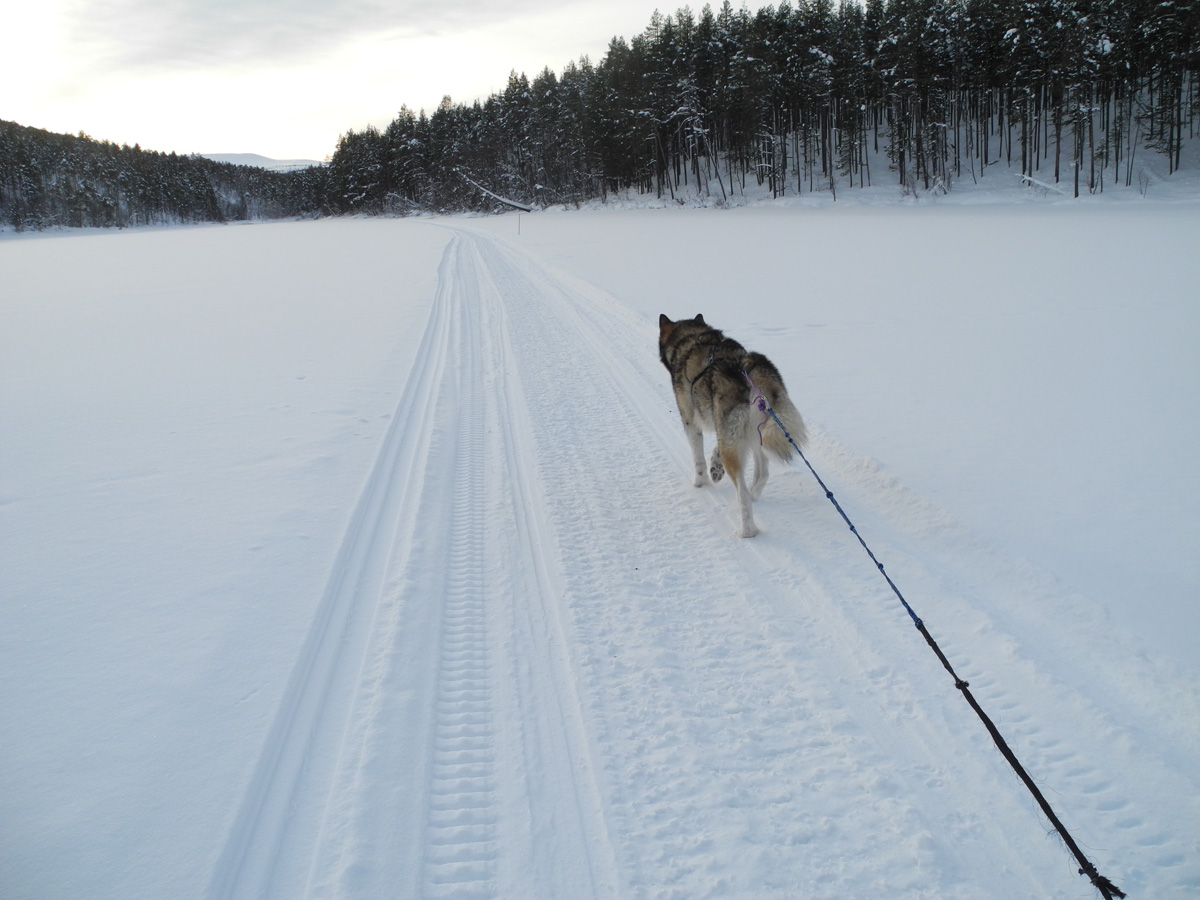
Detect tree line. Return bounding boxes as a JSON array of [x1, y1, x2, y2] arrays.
[[327, 0, 1197, 212], [0, 120, 326, 231], [3, 0, 1196, 230]]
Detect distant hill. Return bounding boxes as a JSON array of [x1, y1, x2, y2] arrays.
[[202, 153, 324, 172]]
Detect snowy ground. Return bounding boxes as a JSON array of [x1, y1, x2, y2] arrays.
[[1, 188, 1197, 900]]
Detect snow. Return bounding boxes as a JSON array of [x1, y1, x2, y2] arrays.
[[1, 187, 1197, 900]]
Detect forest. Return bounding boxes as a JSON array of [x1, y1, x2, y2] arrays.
[[2, 0, 1197, 229], [0, 121, 325, 231], [326, 0, 1198, 211]]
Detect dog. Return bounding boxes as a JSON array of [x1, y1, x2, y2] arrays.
[[659, 313, 807, 537]]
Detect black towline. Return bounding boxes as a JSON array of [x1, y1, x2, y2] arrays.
[[763, 403, 1125, 900]]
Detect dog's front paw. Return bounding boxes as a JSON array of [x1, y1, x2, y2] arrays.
[[692, 472, 707, 488]]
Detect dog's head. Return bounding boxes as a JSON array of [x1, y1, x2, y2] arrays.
[[658, 313, 706, 343], [658, 314, 707, 367]]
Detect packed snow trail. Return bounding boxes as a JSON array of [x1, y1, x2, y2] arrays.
[[207, 233, 620, 900], [453, 224, 1194, 898], [208, 223, 1196, 900]]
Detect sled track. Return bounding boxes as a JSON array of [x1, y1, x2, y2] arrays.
[[421, 285, 498, 897], [207, 236, 460, 900], [207, 232, 620, 900]]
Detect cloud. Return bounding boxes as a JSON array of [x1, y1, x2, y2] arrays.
[[8, 0, 659, 159], [67, 0, 557, 71]]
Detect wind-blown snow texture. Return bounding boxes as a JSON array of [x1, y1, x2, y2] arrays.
[[1, 198, 1197, 900]]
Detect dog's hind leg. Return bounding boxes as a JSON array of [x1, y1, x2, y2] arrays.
[[720, 443, 759, 538], [709, 445, 725, 483], [749, 444, 769, 500], [684, 421, 707, 487]]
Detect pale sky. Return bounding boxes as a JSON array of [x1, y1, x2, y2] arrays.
[[2, 0, 664, 161]]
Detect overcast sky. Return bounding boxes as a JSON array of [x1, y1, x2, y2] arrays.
[[4, 0, 663, 161]]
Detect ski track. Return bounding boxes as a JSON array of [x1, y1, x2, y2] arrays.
[[209, 224, 1197, 900]]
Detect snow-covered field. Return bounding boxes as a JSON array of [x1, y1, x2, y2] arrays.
[[1, 191, 1197, 900]]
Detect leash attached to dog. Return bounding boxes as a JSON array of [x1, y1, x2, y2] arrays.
[[744, 371, 1126, 900], [742, 371, 773, 445]]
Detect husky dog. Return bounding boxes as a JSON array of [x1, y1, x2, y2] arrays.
[[659, 314, 807, 537]]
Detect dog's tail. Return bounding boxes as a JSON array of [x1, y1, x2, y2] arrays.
[[760, 390, 807, 461], [744, 353, 807, 462]]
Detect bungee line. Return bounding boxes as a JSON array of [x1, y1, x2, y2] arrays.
[[749, 381, 1125, 900]]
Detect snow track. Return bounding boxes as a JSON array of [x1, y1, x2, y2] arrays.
[[208, 233, 620, 900], [208, 224, 1196, 900]]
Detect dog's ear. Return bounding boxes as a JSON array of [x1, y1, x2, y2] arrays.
[[694, 314, 706, 325], [659, 314, 673, 328]]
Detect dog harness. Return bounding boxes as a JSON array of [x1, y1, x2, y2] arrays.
[[687, 344, 718, 386], [742, 370, 772, 444]]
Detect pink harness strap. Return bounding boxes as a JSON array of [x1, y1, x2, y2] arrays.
[[741, 370, 771, 444]]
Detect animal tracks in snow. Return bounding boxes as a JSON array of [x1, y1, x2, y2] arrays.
[[209, 224, 1196, 900]]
